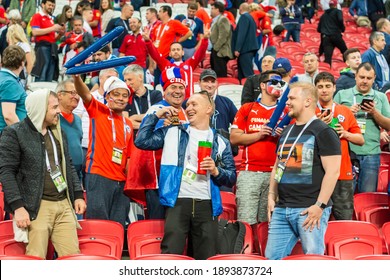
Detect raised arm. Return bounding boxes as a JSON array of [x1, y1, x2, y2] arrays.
[[73, 75, 92, 103]]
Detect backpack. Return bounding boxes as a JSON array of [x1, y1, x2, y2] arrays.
[[217, 219, 248, 254]]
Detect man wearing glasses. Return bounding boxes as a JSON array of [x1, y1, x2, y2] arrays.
[[57, 79, 83, 181], [230, 70, 288, 227], [73, 74, 133, 228]]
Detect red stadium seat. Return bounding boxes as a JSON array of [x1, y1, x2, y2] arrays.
[[355, 254, 390, 260], [220, 192, 237, 220], [77, 219, 124, 260], [327, 235, 383, 260], [282, 254, 339, 260], [377, 170, 389, 193], [56, 254, 119, 260], [353, 192, 389, 220], [0, 255, 43, 260], [207, 254, 266, 260], [134, 254, 195, 260]]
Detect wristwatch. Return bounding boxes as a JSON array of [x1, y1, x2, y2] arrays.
[[315, 201, 327, 210]]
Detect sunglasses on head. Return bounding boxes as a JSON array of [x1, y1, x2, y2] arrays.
[[265, 79, 286, 87]]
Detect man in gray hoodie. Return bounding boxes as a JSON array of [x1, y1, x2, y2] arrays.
[[0, 89, 86, 259]]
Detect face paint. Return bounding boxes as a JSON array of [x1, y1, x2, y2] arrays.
[[266, 75, 285, 98]]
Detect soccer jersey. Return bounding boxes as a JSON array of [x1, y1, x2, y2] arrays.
[[316, 103, 361, 180], [232, 101, 287, 172], [85, 97, 133, 181], [30, 12, 55, 43]]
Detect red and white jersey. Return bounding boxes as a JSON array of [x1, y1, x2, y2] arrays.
[[232, 101, 288, 172]]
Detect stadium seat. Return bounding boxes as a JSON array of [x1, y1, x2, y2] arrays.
[[282, 254, 339, 260], [217, 77, 240, 85], [220, 192, 237, 220], [77, 219, 125, 260], [381, 222, 390, 253], [126, 219, 165, 259], [327, 235, 383, 260], [207, 254, 266, 260], [353, 192, 389, 220], [0, 192, 4, 222], [0, 255, 43, 260], [217, 85, 243, 109], [56, 254, 119, 260], [134, 254, 194, 260], [355, 254, 390, 260], [361, 206, 390, 229], [377, 170, 389, 193]]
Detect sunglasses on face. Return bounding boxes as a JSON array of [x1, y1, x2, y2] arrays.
[[266, 79, 286, 87]]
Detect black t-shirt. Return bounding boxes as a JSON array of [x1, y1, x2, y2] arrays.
[[276, 119, 341, 208]]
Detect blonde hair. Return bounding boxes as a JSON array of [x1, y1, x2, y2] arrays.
[[6, 24, 35, 67], [249, 3, 260, 12], [289, 82, 318, 103]]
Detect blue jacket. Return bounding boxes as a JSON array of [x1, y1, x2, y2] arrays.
[[335, 69, 356, 94], [349, 0, 368, 16], [361, 47, 389, 90], [135, 114, 237, 216]]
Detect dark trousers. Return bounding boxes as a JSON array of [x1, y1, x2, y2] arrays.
[[211, 49, 229, 77], [145, 189, 165, 219], [331, 180, 354, 220], [322, 34, 348, 66], [238, 51, 256, 81], [161, 198, 218, 260]]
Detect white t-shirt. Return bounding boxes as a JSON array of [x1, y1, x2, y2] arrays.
[[179, 127, 213, 200]]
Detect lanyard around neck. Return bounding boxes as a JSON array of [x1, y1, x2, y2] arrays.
[[317, 102, 336, 114], [45, 129, 59, 172], [109, 110, 127, 145], [133, 89, 151, 115], [279, 116, 317, 161]]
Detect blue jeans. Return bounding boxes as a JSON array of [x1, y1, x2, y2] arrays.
[[265, 206, 331, 260], [283, 24, 301, 42], [35, 45, 55, 82], [355, 154, 380, 193], [85, 173, 130, 228]]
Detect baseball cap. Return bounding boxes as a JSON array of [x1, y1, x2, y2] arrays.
[[329, 0, 337, 6], [273, 58, 292, 73], [160, 67, 187, 90], [200, 69, 217, 81]]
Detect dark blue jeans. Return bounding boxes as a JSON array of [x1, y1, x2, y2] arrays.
[[283, 24, 301, 42], [85, 173, 130, 228], [35, 45, 55, 82]]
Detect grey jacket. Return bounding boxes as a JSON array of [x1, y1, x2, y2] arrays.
[[210, 15, 233, 59]]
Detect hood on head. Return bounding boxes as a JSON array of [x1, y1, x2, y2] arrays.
[[25, 88, 51, 133]]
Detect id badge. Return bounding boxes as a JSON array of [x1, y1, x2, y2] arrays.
[[274, 162, 286, 183], [50, 169, 67, 193], [182, 164, 197, 185], [357, 120, 366, 134], [112, 147, 123, 164]]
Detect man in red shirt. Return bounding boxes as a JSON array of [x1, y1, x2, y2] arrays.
[[231, 70, 287, 226], [144, 27, 209, 99], [73, 74, 133, 227], [30, 0, 64, 82], [149, 5, 192, 85], [315, 72, 364, 220], [119, 17, 147, 69]]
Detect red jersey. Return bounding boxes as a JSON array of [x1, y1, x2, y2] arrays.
[[316, 103, 361, 180], [232, 101, 288, 172], [195, 8, 212, 26], [30, 12, 56, 43], [91, 9, 101, 38], [150, 19, 190, 58], [85, 97, 134, 181], [260, 15, 274, 47], [119, 33, 147, 68], [146, 38, 208, 99]]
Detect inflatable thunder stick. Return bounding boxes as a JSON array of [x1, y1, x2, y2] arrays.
[[276, 115, 292, 129], [64, 26, 125, 69], [266, 87, 290, 129], [65, 57, 135, 75]]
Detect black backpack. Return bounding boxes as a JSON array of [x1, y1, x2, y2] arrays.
[[217, 219, 248, 254]]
